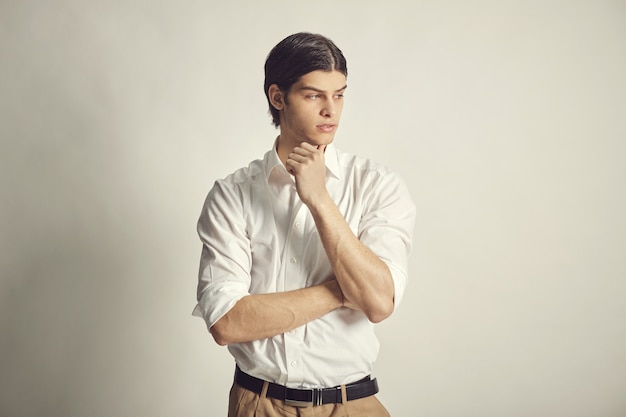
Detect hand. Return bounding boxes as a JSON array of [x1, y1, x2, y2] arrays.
[[342, 294, 361, 311], [286, 142, 329, 206], [325, 279, 361, 311]]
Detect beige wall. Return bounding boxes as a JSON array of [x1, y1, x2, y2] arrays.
[[1, 1, 625, 416]]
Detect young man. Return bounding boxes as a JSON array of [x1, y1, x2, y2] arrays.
[[193, 32, 416, 417]]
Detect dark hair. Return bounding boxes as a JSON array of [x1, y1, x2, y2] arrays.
[[264, 32, 348, 127]]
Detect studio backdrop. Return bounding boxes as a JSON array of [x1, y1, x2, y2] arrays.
[[1, 1, 625, 416]]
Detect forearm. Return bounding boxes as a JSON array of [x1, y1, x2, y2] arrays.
[[210, 280, 343, 345], [308, 195, 395, 323], [286, 142, 395, 322]]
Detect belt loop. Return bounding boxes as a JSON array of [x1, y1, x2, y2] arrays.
[[340, 384, 348, 405], [260, 381, 269, 399]]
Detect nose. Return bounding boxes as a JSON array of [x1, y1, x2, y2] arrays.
[[321, 100, 336, 118]]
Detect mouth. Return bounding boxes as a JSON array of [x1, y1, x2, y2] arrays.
[[316, 123, 337, 133]]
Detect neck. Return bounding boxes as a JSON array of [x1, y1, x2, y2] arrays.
[[275, 134, 299, 166]]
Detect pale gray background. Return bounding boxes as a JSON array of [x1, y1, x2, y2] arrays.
[[1, 1, 625, 416]]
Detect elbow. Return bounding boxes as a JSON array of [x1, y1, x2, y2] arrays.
[[365, 298, 394, 324], [209, 319, 236, 346], [365, 266, 396, 323], [209, 297, 251, 346]]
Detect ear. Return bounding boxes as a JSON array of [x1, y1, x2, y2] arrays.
[[268, 84, 285, 110]]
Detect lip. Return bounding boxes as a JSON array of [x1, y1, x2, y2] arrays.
[[316, 123, 337, 133]]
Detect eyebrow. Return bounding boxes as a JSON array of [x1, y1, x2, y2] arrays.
[[297, 85, 348, 93]]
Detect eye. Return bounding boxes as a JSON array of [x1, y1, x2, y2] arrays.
[[334, 93, 344, 99], [307, 94, 320, 99]]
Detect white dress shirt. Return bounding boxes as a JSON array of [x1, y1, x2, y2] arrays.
[[193, 141, 415, 388]]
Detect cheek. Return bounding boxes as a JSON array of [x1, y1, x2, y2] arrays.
[[292, 105, 317, 124], [283, 109, 310, 132]]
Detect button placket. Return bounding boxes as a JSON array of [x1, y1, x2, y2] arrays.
[[284, 207, 307, 292], [282, 206, 309, 384]]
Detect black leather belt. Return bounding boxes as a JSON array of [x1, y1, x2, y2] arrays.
[[234, 366, 379, 407]]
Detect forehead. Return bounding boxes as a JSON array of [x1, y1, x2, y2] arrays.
[[292, 70, 347, 91]]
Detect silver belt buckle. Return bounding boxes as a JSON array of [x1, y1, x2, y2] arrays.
[[284, 388, 322, 407]]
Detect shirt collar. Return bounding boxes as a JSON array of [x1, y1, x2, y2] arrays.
[[324, 143, 341, 180], [265, 138, 286, 180], [264, 138, 341, 181]]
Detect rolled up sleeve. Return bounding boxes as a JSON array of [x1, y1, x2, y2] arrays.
[[358, 171, 416, 309], [193, 179, 252, 329]]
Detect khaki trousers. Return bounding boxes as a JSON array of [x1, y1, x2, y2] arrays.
[[227, 381, 391, 417]]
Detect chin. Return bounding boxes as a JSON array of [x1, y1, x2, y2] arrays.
[[308, 134, 336, 146]]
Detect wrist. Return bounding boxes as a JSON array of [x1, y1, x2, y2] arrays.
[[324, 280, 344, 309], [306, 192, 334, 216]]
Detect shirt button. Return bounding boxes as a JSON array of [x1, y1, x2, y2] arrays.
[[291, 360, 298, 367], [294, 222, 300, 228], [290, 257, 297, 264]]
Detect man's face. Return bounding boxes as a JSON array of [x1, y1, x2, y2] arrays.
[[278, 70, 347, 148]]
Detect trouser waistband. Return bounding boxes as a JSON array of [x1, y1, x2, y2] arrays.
[[234, 366, 379, 407]]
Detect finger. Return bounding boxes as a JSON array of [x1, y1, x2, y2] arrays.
[[285, 159, 298, 174], [291, 146, 313, 157], [300, 142, 317, 151], [288, 152, 307, 163]]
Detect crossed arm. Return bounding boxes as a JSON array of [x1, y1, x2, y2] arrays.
[[210, 280, 344, 346], [209, 143, 395, 346], [286, 143, 395, 322]]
